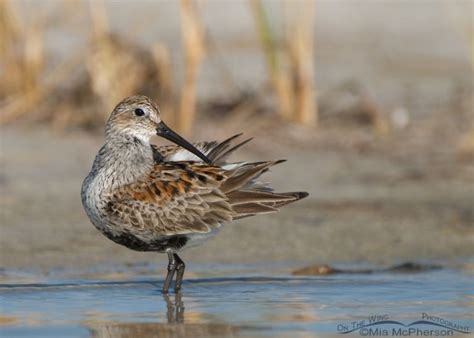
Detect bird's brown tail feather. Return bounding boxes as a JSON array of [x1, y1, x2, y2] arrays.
[[208, 135, 308, 220], [230, 190, 308, 219], [223, 159, 308, 219]]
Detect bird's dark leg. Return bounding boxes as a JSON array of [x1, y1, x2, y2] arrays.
[[163, 250, 176, 293], [174, 253, 185, 292]]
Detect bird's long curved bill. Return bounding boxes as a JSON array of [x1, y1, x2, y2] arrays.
[[156, 121, 211, 164]]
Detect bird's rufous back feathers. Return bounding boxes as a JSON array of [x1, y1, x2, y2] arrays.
[[106, 134, 308, 236]]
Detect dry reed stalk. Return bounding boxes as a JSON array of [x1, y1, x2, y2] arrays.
[[458, 91, 474, 156], [446, 1, 473, 69], [87, 0, 151, 118], [88, 0, 118, 115], [87, 33, 151, 116], [250, 0, 293, 119], [0, 0, 45, 123], [177, 0, 205, 135], [459, 125, 474, 155], [151, 43, 175, 122], [285, 0, 317, 126], [463, 8, 474, 155], [462, 22, 474, 155], [446, 2, 474, 154], [470, 24, 474, 71], [23, 22, 44, 93], [0, 0, 22, 96], [89, 0, 109, 38], [87, 0, 176, 127], [0, 55, 83, 125], [250, 0, 318, 126]]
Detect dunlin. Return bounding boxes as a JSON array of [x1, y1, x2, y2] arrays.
[[81, 95, 308, 293]]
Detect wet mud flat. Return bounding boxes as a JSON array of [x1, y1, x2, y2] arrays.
[[0, 264, 472, 338]]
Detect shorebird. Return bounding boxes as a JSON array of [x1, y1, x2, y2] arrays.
[[81, 95, 308, 293]]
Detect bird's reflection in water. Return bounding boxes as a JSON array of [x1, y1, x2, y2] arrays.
[[163, 292, 184, 324], [87, 292, 241, 338]]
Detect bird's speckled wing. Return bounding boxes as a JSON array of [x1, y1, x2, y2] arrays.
[[105, 162, 233, 236], [105, 134, 307, 238]]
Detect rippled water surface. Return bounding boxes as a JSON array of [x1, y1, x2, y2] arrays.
[[0, 266, 472, 337]]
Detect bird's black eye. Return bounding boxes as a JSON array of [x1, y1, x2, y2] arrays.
[[134, 108, 145, 117]]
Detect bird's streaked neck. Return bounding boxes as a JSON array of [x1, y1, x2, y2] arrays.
[[92, 133, 154, 185], [104, 132, 153, 157], [105, 126, 152, 144]]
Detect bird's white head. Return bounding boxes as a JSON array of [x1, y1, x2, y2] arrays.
[[105, 95, 211, 163], [106, 95, 162, 143]]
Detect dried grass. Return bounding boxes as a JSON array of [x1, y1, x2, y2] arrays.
[[0, 0, 88, 128], [177, 0, 205, 135], [85, 0, 204, 134], [459, 126, 474, 156], [250, 0, 318, 127], [250, 0, 291, 118], [285, 0, 317, 126], [458, 92, 474, 157], [86, 0, 167, 121], [0, 0, 45, 123], [0, 0, 178, 130], [250, 0, 392, 134], [0, 1, 442, 140], [447, 1, 474, 156]]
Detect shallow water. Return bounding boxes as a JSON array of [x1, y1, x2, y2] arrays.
[[0, 265, 473, 337]]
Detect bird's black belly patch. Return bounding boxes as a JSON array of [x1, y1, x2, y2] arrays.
[[103, 230, 188, 252]]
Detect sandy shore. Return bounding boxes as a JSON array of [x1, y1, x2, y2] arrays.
[[1, 124, 473, 274]]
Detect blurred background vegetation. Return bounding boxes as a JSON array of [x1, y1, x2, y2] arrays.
[[0, 0, 472, 151], [0, 0, 473, 271]]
